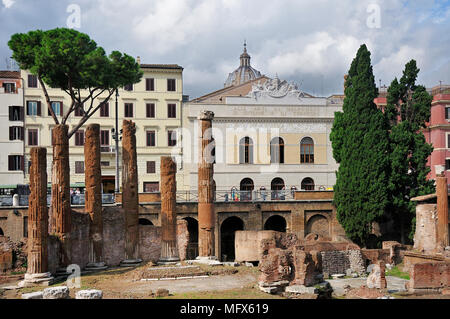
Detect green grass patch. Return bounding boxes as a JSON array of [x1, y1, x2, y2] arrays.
[[386, 266, 410, 280]]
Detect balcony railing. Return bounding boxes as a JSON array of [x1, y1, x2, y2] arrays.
[[0, 194, 116, 207]]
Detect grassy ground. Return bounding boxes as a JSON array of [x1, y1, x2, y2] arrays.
[[386, 264, 410, 280]]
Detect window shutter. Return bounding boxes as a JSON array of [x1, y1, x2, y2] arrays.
[[19, 107, 24, 121], [20, 156, 24, 171], [37, 102, 41, 116], [20, 127, 24, 141], [239, 143, 245, 164], [8, 156, 13, 171], [9, 127, 13, 140], [9, 106, 13, 121]]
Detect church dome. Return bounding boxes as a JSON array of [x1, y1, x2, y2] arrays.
[[224, 42, 262, 87]]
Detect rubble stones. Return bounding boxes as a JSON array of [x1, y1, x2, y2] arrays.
[[156, 288, 170, 297], [75, 289, 103, 299], [366, 261, 387, 289], [42, 286, 70, 299]]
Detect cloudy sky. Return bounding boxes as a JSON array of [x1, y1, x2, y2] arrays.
[[0, 0, 449, 98]]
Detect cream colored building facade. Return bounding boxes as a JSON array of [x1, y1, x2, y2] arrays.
[[181, 77, 343, 195], [21, 63, 185, 193]]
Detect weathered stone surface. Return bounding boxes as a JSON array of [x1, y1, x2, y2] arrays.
[[285, 285, 318, 294], [42, 286, 70, 299], [159, 157, 179, 262], [70, 210, 90, 269], [21, 291, 43, 299], [436, 174, 449, 251], [292, 248, 315, 286], [321, 249, 365, 276], [346, 286, 385, 299], [75, 289, 103, 299], [155, 288, 169, 297], [27, 147, 49, 274], [0, 236, 13, 272], [197, 111, 215, 257], [122, 120, 140, 261], [84, 124, 104, 265], [413, 203, 438, 254], [366, 261, 387, 289], [50, 125, 71, 267], [176, 219, 188, 261]]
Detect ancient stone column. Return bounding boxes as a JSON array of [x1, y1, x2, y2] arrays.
[[84, 124, 106, 270], [50, 124, 71, 268], [121, 120, 141, 266], [436, 173, 449, 251], [159, 156, 180, 263], [19, 147, 53, 287], [197, 111, 216, 258]]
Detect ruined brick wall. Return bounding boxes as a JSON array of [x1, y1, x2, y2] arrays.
[[320, 250, 365, 275], [102, 207, 126, 266], [361, 249, 391, 266], [177, 219, 188, 261], [139, 225, 161, 262], [70, 210, 90, 269], [408, 261, 450, 290], [0, 236, 13, 272]]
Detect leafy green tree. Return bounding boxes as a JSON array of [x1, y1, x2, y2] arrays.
[[330, 44, 390, 246], [384, 60, 434, 243], [8, 28, 142, 263]]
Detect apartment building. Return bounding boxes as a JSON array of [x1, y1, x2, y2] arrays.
[[21, 63, 185, 193]]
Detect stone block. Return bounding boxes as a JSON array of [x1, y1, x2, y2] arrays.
[[42, 286, 70, 299], [285, 285, 318, 294], [75, 289, 103, 299], [21, 291, 43, 299], [156, 288, 169, 297]]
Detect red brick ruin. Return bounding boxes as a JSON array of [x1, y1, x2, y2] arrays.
[[197, 111, 216, 258], [50, 124, 71, 267], [121, 120, 141, 265], [19, 147, 53, 287], [159, 156, 180, 263], [84, 124, 106, 269]]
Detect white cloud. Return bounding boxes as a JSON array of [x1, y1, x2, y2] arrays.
[[2, 0, 15, 8]]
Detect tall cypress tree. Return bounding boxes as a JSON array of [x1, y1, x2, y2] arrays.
[[384, 60, 434, 243], [330, 44, 390, 246]]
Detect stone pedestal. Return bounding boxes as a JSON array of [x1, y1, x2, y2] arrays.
[[50, 125, 71, 267], [121, 120, 142, 265], [197, 111, 215, 258], [19, 148, 54, 287], [159, 156, 180, 264], [84, 124, 106, 270]]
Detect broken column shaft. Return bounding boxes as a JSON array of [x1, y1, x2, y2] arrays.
[[20, 147, 53, 286], [159, 156, 180, 263], [84, 124, 106, 269], [436, 173, 449, 250], [121, 120, 141, 265], [197, 111, 216, 258], [50, 124, 71, 267]]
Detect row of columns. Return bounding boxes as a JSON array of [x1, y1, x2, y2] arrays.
[[23, 111, 218, 284]]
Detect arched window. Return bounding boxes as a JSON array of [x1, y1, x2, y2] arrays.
[[300, 137, 314, 163], [271, 178, 285, 200], [301, 177, 315, 191], [270, 137, 284, 164], [239, 137, 253, 164], [240, 178, 254, 201]]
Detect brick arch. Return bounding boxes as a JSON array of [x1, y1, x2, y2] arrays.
[[138, 218, 153, 226], [264, 215, 287, 232], [139, 214, 159, 226], [305, 214, 330, 238], [0, 227, 3, 236], [220, 216, 245, 261]]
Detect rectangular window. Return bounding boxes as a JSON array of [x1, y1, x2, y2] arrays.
[[124, 103, 133, 117], [9, 105, 24, 121], [448, 134, 450, 149], [147, 161, 156, 174], [75, 130, 85, 146], [167, 79, 176, 91], [28, 74, 38, 88], [8, 155, 24, 171], [143, 182, 159, 193], [3, 82, 15, 93], [446, 159, 450, 171], [146, 103, 155, 118], [9, 126, 24, 141], [100, 102, 109, 117], [146, 130, 156, 147], [101, 130, 110, 146], [124, 84, 133, 91], [168, 130, 177, 146], [26, 101, 41, 116], [28, 129, 38, 146], [74, 104, 84, 117], [100, 161, 110, 167], [446, 107, 450, 120], [146, 78, 155, 91], [23, 216, 28, 238], [49, 101, 62, 116], [167, 103, 176, 118], [75, 161, 85, 174]]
